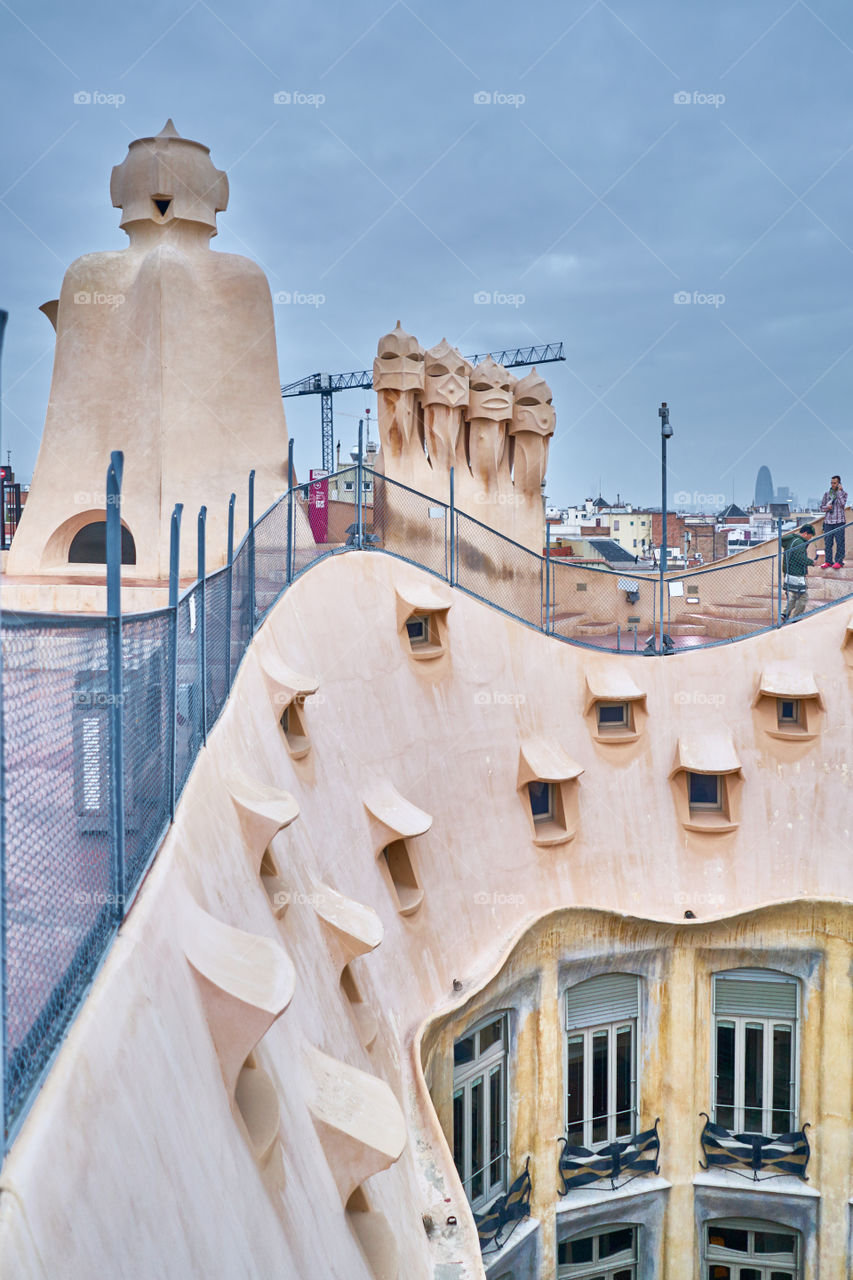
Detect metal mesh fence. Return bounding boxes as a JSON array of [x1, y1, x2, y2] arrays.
[[663, 554, 777, 642], [253, 498, 288, 622], [230, 539, 253, 678], [549, 560, 659, 651], [1, 614, 116, 1133], [291, 467, 358, 578], [122, 613, 172, 896], [174, 587, 203, 800], [204, 568, 231, 732], [455, 511, 541, 625], [369, 472, 449, 579], [786, 520, 853, 623]]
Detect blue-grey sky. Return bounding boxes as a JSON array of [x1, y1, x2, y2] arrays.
[[2, 0, 853, 509]]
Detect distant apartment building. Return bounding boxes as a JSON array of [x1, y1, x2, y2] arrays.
[[549, 498, 654, 558]]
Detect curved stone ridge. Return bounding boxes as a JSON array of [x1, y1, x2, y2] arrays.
[[362, 779, 432, 840], [304, 1044, 406, 1204], [229, 773, 300, 866], [183, 896, 295, 1100]]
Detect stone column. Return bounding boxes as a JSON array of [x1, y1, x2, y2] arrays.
[[661, 941, 697, 1280], [814, 932, 851, 1279], [520, 954, 560, 1278]]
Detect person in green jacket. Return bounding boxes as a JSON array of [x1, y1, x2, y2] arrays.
[[781, 524, 815, 622]]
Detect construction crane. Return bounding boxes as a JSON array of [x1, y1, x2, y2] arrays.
[[281, 342, 565, 473]]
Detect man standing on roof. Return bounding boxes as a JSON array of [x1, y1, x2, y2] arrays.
[[780, 524, 815, 622], [820, 474, 847, 568]]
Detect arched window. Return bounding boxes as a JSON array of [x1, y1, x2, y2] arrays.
[[704, 1218, 800, 1279], [558, 1224, 638, 1278], [565, 974, 639, 1147], [68, 521, 136, 565], [452, 1013, 508, 1209], [712, 970, 798, 1135]]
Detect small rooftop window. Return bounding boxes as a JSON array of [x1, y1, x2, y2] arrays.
[[688, 771, 721, 810]]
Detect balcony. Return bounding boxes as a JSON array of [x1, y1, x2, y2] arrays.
[[473, 1158, 532, 1254], [558, 1119, 660, 1194], [699, 1114, 811, 1181]]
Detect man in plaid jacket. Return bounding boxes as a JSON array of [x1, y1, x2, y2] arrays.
[[820, 474, 847, 568]]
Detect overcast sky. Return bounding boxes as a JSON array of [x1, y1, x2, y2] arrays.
[[2, 0, 853, 509]]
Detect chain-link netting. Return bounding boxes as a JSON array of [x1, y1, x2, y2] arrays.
[[368, 472, 450, 579], [253, 497, 288, 622], [549, 553, 785, 650], [174, 587, 203, 800], [784, 519, 853, 624], [291, 467, 359, 578], [1, 614, 116, 1132], [203, 568, 231, 733], [455, 511, 541, 625], [122, 613, 172, 896], [230, 539, 253, 678], [662, 554, 777, 642], [549, 560, 659, 651]]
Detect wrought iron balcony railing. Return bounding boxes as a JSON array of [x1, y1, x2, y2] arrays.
[[558, 1119, 660, 1194], [699, 1113, 811, 1181], [473, 1157, 532, 1254]]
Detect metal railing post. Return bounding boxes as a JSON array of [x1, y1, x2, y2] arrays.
[[356, 418, 364, 549], [168, 504, 183, 820], [226, 493, 235, 689], [545, 522, 551, 635], [106, 451, 126, 925], [286, 441, 294, 585], [197, 507, 207, 745], [248, 470, 256, 633], [777, 517, 783, 628], [449, 466, 455, 585]]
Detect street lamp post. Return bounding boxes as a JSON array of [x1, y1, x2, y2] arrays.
[[659, 401, 672, 655]]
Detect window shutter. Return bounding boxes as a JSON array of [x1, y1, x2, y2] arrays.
[[566, 973, 639, 1028], [714, 970, 798, 1018]]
